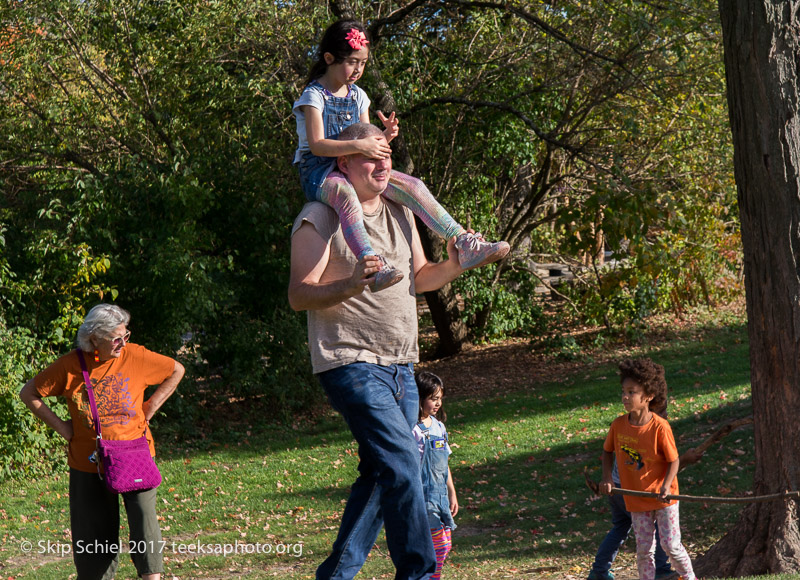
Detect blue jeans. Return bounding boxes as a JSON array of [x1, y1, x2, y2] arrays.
[[591, 491, 672, 577], [316, 362, 436, 580]]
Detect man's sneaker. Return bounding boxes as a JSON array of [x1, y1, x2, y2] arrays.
[[369, 255, 404, 292], [587, 571, 614, 580], [455, 232, 510, 270]]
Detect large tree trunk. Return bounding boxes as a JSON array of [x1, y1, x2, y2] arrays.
[[374, 85, 468, 357], [695, 1, 800, 574], [414, 218, 469, 357], [371, 80, 468, 356], [349, 4, 468, 357]]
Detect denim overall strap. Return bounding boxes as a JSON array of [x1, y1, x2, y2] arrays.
[[319, 82, 359, 140], [298, 82, 360, 201]]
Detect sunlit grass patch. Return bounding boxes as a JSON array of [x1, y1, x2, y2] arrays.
[[0, 319, 759, 578]]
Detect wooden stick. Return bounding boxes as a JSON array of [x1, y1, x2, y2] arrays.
[[585, 415, 757, 500], [692, 416, 753, 455], [609, 486, 800, 504]]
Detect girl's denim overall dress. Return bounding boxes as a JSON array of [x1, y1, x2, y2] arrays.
[[418, 418, 456, 531], [297, 82, 359, 201]]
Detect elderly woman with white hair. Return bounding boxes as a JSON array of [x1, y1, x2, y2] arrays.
[[19, 303, 184, 580]]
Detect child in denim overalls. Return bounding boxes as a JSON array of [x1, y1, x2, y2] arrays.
[[293, 19, 509, 292], [412, 371, 458, 579]]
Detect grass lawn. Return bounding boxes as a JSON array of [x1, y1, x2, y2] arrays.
[[0, 308, 790, 579]]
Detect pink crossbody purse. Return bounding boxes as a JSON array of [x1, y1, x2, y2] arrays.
[[77, 350, 162, 494]]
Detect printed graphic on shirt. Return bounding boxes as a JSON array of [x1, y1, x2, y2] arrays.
[[432, 439, 446, 449], [620, 443, 645, 470], [71, 373, 135, 430], [72, 390, 92, 430]]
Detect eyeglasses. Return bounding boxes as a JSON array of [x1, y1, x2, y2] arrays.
[[108, 330, 131, 347]]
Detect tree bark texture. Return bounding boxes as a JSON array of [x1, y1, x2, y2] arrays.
[[696, 1, 800, 574], [415, 218, 468, 357], [369, 77, 468, 357], [361, 4, 469, 356]]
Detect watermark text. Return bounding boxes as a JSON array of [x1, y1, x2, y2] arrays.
[[20, 539, 303, 558]]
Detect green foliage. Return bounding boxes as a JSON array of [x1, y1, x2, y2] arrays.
[[456, 265, 548, 342], [568, 266, 660, 334], [188, 309, 320, 422], [0, 320, 65, 480], [0, 0, 321, 446], [370, 0, 739, 340], [0, 0, 742, 482], [532, 333, 585, 361], [567, 213, 741, 333]]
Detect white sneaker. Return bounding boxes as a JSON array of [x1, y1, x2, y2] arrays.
[[455, 233, 510, 269], [369, 255, 404, 292]]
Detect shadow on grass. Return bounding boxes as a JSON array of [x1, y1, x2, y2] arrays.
[[1, 320, 754, 577], [217, 404, 753, 574], [155, 320, 750, 463], [433, 320, 750, 425], [146, 320, 754, 566]]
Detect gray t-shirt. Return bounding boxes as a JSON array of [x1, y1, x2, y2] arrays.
[[291, 200, 419, 373]]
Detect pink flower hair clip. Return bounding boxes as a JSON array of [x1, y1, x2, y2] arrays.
[[345, 28, 369, 50]]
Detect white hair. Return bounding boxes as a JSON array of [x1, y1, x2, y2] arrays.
[[77, 304, 131, 351]]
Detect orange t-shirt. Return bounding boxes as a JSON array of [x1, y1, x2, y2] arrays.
[[34, 344, 176, 473], [603, 413, 679, 512]]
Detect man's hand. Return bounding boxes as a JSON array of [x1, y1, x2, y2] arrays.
[[446, 228, 478, 270], [377, 110, 399, 143], [411, 226, 470, 293], [599, 479, 613, 496], [351, 255, 383, 292], [290, 223, 384, 311]]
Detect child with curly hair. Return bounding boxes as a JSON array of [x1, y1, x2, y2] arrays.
[[599, 359, 696, 580]]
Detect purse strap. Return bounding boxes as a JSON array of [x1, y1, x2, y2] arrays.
[[76, 349, 103, 440]]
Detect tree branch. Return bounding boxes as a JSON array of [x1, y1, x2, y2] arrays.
[[440, 0, 628, 67], [369, 0, 430, 47]]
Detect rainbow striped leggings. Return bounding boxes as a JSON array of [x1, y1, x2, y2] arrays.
[[318, 170, 464, 260], [430, 526, 452, 579]]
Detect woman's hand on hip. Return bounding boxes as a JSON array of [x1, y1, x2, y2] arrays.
[[58, 419, 74, 442]]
